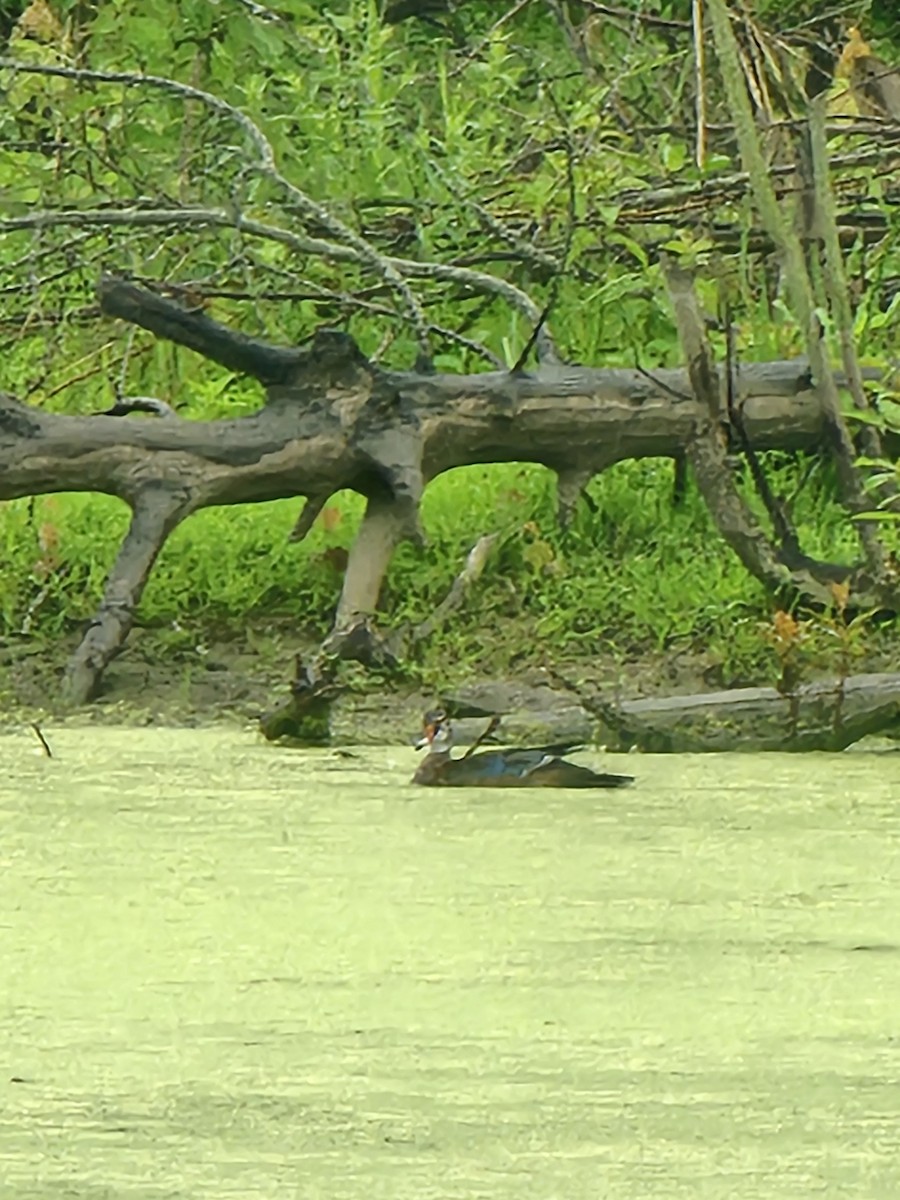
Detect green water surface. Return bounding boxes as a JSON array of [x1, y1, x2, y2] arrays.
[[1, 729, 899, 1198]]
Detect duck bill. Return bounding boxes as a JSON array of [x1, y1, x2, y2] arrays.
[[415, 722, 437, 750]]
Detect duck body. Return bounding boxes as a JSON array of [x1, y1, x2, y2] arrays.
[[412, 710, 634, 789]]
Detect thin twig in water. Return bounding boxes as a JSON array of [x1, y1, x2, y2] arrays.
[[30, 723, 53, 758], [462, 716, 502, 759]]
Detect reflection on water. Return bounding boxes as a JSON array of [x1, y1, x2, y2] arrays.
[[1, 728, 899, 1199]]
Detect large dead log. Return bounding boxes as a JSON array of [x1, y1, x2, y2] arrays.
[[0, 276, 876, 703], [595, 673, 900, 752], [445, 674, 900, 752]]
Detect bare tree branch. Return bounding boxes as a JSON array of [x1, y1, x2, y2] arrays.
[[0, 57, 435, 362], [0, 204, 549, 344]]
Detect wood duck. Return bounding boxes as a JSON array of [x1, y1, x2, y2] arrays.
[[412, 709, 634, 788]]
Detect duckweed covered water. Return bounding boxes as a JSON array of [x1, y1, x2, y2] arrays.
[[1, 728, 899, 1199]]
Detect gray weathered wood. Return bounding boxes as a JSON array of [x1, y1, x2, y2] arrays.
[[598, 673, 900, 752], [0, 277, 882, 705]]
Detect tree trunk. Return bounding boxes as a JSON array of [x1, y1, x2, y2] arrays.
[[0, 276, 893, 703]]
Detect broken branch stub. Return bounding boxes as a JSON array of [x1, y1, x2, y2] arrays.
[[63, 485, 195, 703]]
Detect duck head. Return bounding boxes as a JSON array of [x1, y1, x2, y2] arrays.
[[415, 708, 454, 753]]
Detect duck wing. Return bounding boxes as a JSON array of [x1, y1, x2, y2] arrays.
[[525, 758, 634, 788], [425, 747, 634, 789]]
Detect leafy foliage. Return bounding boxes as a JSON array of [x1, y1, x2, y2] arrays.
[[1, 0, 899, 681]]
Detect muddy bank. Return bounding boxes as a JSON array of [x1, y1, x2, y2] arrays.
[[3, 620, 898, 748]]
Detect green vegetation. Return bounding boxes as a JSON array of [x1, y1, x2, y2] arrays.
[[2, 455, 892, 687], [1, 0, 899, 697]]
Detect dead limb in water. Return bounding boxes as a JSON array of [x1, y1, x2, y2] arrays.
[[576, 672, 900, 752]]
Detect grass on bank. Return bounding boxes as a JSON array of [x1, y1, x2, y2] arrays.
[[1, 454, 894, 690]]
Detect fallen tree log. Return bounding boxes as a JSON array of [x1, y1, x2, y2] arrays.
[[0, 277, 884, 704], [593, 672, 900, 752], [444, 673, 900, 752]]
